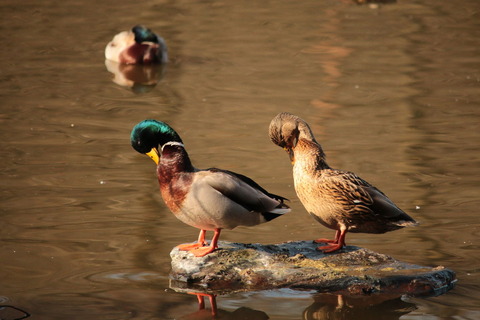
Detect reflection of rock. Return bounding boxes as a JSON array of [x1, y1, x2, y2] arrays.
[[175, 292, 269, 320], [170, 241, 456, 296], [105, 60, 166, 93], [303, 293, 415, 320]]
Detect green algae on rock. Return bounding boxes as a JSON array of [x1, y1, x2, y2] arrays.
[[170, 241, 456, 296]]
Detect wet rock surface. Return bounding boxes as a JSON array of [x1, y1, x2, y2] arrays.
[[170, 241, 456, 296]]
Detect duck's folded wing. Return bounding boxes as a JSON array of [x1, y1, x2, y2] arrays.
[[325, 170, 415, 223], [321, 170, 374, 215], [209, 168, 288, 202], [200, 168, 289, 213], [365, 186, 417, 225]]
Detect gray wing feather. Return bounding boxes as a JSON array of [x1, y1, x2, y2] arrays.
[[201, 170, 285, 212]]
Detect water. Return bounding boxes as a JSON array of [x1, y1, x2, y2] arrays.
[[1, 0, 479, 319]]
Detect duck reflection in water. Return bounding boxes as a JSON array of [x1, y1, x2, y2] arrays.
[[104, 60, 166, 93], [173, 290, 415, 319], [178, 292, 268, 320], [303, 293, 416, 320]]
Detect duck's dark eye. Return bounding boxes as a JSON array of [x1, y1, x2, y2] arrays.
[[131, 138, 152, 154]]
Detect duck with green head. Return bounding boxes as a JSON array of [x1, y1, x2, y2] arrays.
[[105, 25, 168, 64], [131, 120, 290, 257], [269, 112, 417, 253]]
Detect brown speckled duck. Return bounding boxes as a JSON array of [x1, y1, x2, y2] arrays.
[[269, 112, 417, 253], [131, 120, 290, 257]]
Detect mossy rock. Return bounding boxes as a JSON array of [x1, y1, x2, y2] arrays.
[[169, 241, 456, 296]]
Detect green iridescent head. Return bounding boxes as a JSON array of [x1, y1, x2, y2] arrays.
[[132, 25, 159, 43], [130, 120, 183, 163], [131, 25, 168, 63]]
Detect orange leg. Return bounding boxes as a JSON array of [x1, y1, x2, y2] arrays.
[[314, 230, 340, 244], [190, 228, 222, 257], [177, 229, 207, 251], [189, 292, 218, 316], [316, 229, 347, 253], [196, 293, 205, 310]]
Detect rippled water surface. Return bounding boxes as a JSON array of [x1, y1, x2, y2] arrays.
[[1, 0, 479, 319]]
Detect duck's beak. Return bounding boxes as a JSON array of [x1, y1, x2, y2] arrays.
[[284, 147, 295, 165], [146, 147, 160, 165]]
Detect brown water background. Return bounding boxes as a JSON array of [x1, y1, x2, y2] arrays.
[[1, 0, 479, 319]]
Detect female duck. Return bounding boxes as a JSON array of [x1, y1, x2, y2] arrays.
[[269, 112, 417, 253], [105, 25, 168, 64], [131, 120, 290, 257]]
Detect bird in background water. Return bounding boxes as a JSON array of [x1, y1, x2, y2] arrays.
[[269, 112, 417, 253], [131, 119, 290, 257], [105, 25, 168, 64]]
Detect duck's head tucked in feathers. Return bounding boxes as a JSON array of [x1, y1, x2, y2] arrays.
[[130, 120, 182, 164], [268, 112, 417, 253], [269, 112, 317, 147], [105, 25, 168, 64], [269, 112, 323, 164], [132, 25, 160, 43]]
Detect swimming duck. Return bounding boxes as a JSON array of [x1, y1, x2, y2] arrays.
[[131, 120, 290, 257], [105, 25, 168, 64], [269, 112, 417, 253]]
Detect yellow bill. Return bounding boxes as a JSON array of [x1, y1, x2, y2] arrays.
[[146, 148, 160, 165]]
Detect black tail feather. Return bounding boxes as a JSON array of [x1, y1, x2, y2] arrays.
[[261, 212, 284, 222]]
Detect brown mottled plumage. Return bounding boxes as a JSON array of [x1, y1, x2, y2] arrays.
[[269, 112, 417, 253]]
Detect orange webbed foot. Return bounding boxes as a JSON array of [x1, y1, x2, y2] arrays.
[[189, 245, 217, 257], [176, 242, 207, 251], [314, 230, 345, 252], [177, 229, 208, 251], [314, 230, 341, 245], [316, 243, 344, 253], [180, 228, 221, 257]]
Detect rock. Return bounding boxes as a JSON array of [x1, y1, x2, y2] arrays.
[[169, 241, 456, 296]]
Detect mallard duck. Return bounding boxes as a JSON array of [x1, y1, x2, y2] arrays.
[[269, 112, 417, 253], [131, 120, 290, 257], [105, 25, 168, 64]]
